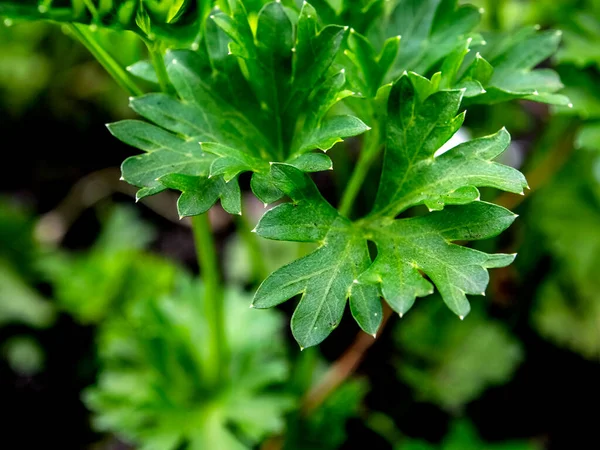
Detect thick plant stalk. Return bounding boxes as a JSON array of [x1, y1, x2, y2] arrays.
[[67, 24, 143, 97], [72, 21, 230, 387], [234, 203, 270, 285], [192, 214, 228, 388]]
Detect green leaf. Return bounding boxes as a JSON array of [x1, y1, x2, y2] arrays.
[[254, 215, 381, 347], [384, 0, 481, 78], [253, 165, 381, 347], [127, 60, 159, 85], [287, 153, 334, 173], [253, 163, 339, 243], [459, 27, 571, 106], [203, 142, 268, 182], [112, 3, 369, 217], [336, 0, 484, 98], [253, 222, 375, 346], [361, 202, 517, 317], [309, 0, 385, 37], [111, 118, 210, 200], [0, 0, 210, 45], [253, 182, 516, 346], [253, 74, 525, 347], [371, 73, 527, 218], [341, 3, 568, 108], [294, 115, 371, 154], [343, 30, 401, 98], [158, 173, 242, 216]]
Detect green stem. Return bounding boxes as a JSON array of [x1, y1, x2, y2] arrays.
[[338, 124, 382, 217], [146, 40, 173, 94], [192, 214, 228, 388], [67, 24, 143, 97], [82, 0, 100, 18], [234, 206, 270, 285], [488, 0, 504, 30]]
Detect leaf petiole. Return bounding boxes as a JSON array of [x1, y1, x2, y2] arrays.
[[145, 39, 174, 95], [338, 122, 382, 217], [192, 213, 228, 389], [234, 204, 270, 285], [66, 23, 143, 97]]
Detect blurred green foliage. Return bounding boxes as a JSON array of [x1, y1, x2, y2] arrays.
[[0, 200, 55, 327], [0, 261, 55, 328], [465, 0, 600, 363], [39, 207, 178, 323], [86, 279, 294, 449], [284, 379, 368, 450], [529, 151, 600, 360], [0, 201, 364, 449], [0, 20, 145, 117], [0, 22, 52, 114], [395, 297, 523, 410], [399, 420, 540, 450]]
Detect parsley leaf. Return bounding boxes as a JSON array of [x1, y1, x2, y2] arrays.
[[371, 73, 527, 218], [111, 1, 369, 215], [340, 2, 569, 107], [0, 0, 209, 44], [253, 74, 524, 348], [458, 27, 571, 106]]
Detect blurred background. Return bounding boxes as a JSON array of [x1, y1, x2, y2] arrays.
[[0, 0, 599, 449]]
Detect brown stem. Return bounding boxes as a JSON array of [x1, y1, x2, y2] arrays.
[[260, 436, 285, 450], [301, 303, 394, 415], [261, 303, 393, 450]]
